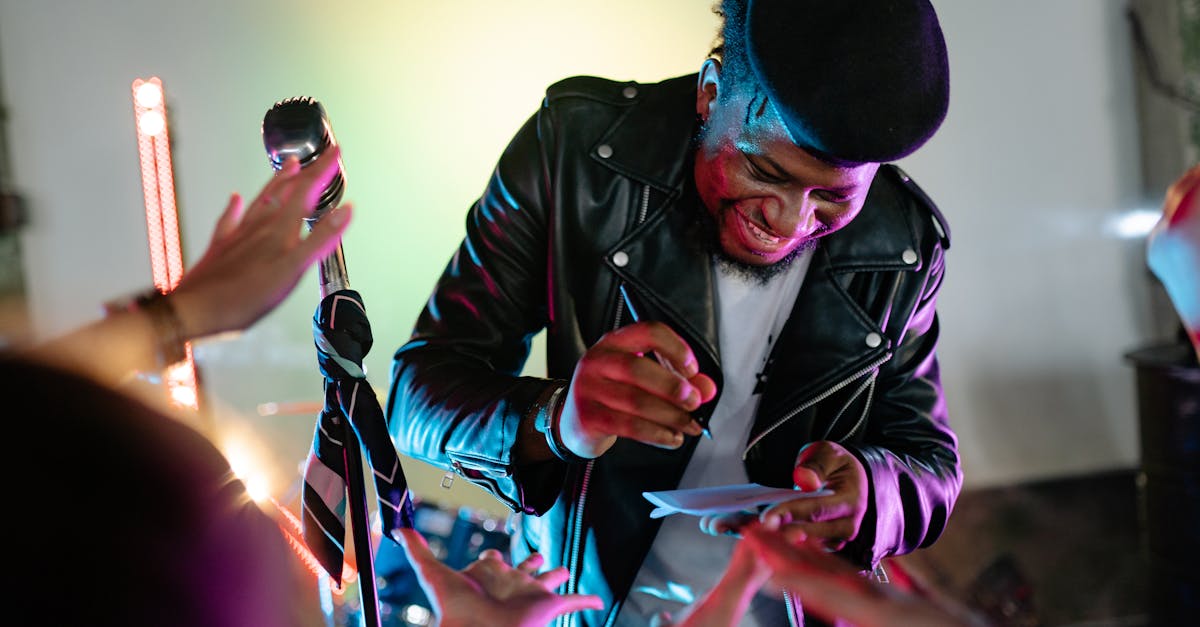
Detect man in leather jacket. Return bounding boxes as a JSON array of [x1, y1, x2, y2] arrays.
[[388, 1, 962, 625]]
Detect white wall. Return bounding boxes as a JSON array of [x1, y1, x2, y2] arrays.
[[0, 0, 1175, 515]]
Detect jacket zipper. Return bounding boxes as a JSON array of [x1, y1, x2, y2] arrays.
[[563, 185, 653, 627], [819, 372, 878, 441], [606, 186, 650, 333], [745, 352, 889, 627], [741, 352, 892, 461]]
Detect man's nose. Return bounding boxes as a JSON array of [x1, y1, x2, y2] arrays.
[[762, 194, 818, 239]]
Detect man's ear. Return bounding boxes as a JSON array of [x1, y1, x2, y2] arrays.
[[696, 58, 722, 121]]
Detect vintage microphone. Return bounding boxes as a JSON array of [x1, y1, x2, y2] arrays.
[[262, 97, 349, 297], [261, 98, 382, 627]]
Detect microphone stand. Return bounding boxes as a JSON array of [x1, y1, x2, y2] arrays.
[[265, 97, 380, 627], [307, 227, 382, 627]]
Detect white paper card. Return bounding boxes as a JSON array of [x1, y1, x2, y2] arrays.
[[642, 483, 833, 519]]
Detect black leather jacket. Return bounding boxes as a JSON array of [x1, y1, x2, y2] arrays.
[[388, 74, 962, 626]]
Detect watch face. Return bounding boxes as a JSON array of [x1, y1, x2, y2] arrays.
[[534, 386, 566, 434]]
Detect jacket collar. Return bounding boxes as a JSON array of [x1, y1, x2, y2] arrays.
[[589, 74, 699, 194]]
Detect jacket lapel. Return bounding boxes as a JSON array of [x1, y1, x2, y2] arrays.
[[592, 75, 723, 370], [754, 167, 923, 433], [608, 197, 721, 370]]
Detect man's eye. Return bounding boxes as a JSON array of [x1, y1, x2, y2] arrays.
[[747, 160, 785, 184], [815, 191, 852, 203]]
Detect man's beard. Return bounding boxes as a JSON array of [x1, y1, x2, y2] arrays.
[[695, 207, 816, 285], [689, 121, 816, 286]]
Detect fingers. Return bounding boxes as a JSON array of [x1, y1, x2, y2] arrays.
[[395, 529, 437, 567], [698, 511, 757, 537], [584, 336, 702, 411], [478, 548, 506, 562], [298, 146, 344, 212], [248, 156, 301, 215], [791, 459, 824, 492], [763, 442, 868, 548], [211, 193, 245, 242], [781, 520, 853, 551], [300, 202, 352, 259], [741, 524, 860, 579], [689, 371, 719, 404], [562, 321, 719, 454], [794, 442, 832, 481], [515, 552, 544, 575], [574, 397, 690, 449], [578, 378, 702, 437], [570, 322, 717, 448], [247, 147, 340, 222], [604, 321, 700, 378], [547, 593, 605, 615], [760, 497, 857, 531], [534, 566, 571, 590], [395, 528, 453, 587], [794, 441, 866, 499]]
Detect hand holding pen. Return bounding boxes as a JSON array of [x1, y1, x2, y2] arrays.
[[551, 287, 718, 459], [620, 285, 714, 439]]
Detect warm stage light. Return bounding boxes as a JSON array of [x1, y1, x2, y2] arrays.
[[131, 76, 199, 412], [134, 81, 163, 109], [137, 110, 165, 137]]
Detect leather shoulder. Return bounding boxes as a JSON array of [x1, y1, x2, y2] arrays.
[[879, 164, 951, 250], [544, 75, 636, 106]]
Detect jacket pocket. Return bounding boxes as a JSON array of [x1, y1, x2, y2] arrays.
[[447, 450, 521, 511]]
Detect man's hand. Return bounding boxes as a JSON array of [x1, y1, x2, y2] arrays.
[[760, 441, 869, 551], [396, 528, 603, 627], [557, 321, 717, 458]]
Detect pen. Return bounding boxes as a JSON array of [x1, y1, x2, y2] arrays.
[[619, 284, 713, 440]]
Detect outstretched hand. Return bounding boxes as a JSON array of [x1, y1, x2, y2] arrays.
[[665, 521, 775, 627], [395, 528, 603, 627], [170, 147, 352, 341], [740, 523, 987, 627], [25, 148, 353, 385]]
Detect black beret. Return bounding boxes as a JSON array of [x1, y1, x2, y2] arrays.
[[745, 0, 950, 164]]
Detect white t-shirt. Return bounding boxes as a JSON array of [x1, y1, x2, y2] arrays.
[[616, 250, 812, 626]]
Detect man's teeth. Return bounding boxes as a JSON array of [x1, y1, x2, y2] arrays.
[[746, 219, 780, 244]]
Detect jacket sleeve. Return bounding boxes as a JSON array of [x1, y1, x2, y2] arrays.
[[842, 239, 962, 568], [386, 102, 569, 515]]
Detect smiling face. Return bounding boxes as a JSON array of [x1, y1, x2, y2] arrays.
[[693, 60, 879, 270]]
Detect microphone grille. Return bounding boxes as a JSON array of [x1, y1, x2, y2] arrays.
[[262, 96, 334, 170]]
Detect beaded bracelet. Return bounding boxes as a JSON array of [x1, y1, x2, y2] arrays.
[[133, 289, 187, 370]]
